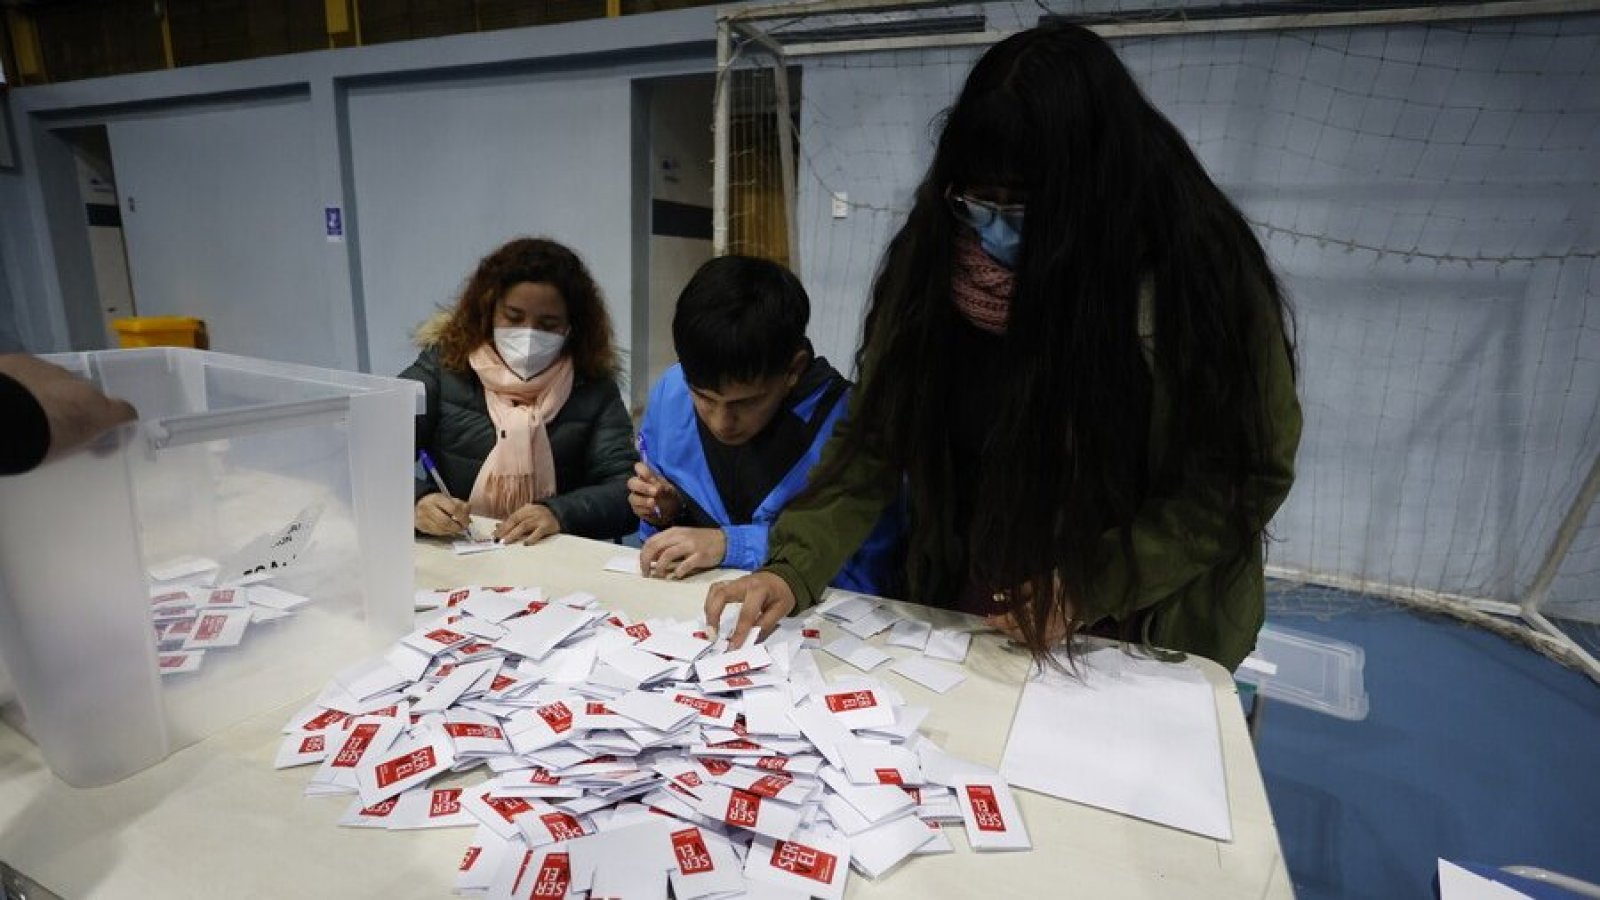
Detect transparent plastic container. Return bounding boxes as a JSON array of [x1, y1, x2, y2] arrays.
[[1235, 624, 1370, 721], [0, 348, 421, 786]]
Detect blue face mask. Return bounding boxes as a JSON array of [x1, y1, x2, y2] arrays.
[[974, 214, 1023, 269], [947, 188, 1025, 269]]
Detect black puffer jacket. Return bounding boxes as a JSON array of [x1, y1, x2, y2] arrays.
[[401, 346, 639, 540]]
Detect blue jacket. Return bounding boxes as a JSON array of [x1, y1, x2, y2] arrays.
[[639, 363, 902, 596]]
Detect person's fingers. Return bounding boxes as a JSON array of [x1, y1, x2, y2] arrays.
[[496, 509, 531, 544], [753, 596, 793, 642], [445, 498, 471, 530], [984, 613, 1026, 644], [633, 461, 653, 480], [703, 581, 737, 638], [640, 533, 673, 576], [726, 591, 768, 650], [521, 517, 557, 545]]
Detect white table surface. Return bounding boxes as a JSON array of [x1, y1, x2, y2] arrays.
[[0, 534, 1291, 899]]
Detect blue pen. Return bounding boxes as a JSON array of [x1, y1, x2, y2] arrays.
[[635, 432, 663, 521], [419, 450, 472, 538]]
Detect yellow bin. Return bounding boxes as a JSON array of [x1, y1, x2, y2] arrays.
[[111, 316, 209, 349]]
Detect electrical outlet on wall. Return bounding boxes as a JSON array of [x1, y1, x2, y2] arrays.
[[831, 192, 849, 219]]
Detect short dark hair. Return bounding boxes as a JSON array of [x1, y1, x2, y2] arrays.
[[672, 256, 811, 389]]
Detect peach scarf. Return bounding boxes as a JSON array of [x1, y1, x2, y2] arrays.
[[466, 345, 574, 518]]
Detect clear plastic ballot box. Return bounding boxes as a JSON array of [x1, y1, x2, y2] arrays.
[[0, 349, 422, 786]]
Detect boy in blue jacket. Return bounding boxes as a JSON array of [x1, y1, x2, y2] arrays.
[[628, 256, 902, 595]]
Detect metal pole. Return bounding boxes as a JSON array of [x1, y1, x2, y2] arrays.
[[712, 19, 733, 257]]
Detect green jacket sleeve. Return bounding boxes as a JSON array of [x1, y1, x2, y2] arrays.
[[1076, 289, 1302, 624], [763, 387, 899, 611], [540, 379, 640, 541]]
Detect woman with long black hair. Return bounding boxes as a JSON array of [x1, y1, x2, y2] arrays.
[[705, 22, 1302, 671]]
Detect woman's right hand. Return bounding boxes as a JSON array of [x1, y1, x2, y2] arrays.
[[415, 493, 471, 537], [628, 461, 683, 527], [704, 571, 797, 649]]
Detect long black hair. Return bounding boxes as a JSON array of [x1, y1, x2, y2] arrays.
[[806, 23, 1296, 655]]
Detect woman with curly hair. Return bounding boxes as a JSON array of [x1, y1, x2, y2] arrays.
[[402, 237, 637, 544]]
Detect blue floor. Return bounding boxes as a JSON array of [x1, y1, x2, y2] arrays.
[[1258, 583, 1600, 899]]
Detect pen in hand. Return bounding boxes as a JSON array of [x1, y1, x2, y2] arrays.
[[419, 450, 473, 539], [635, 433, 664, 521]]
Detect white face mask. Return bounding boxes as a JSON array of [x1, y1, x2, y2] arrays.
[[494, 327, 566, 379]]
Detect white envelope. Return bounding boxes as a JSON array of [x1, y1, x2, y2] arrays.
[[156, 650, 204, 676], [182, 609, 250, 649], [634, 629, 713, 662], [596, 645, 677, 688], [922, 628, 972, 663], [667, 691, 740, 728], [694, 645, 774, 683], [274, 730, 330, 769], [665, 825, 746, 900], [310, 717, 405, 792], [507, 699, 585, 753], [839, 607, 899, 640], [461, 788, 542, 841], [412, 660, 496, 714], [386, 785, 478, 829], [839, 742, 924, 787], [741, 686, 800, 737], [454, 826, 517, 893], [889, 656, 967, 694], [714, 767, 816, 805], [338, 794, 404, 829], [815, 595, 877, 623], [462, 589, 534, 623], [498, 604, 599, 661], [956, 779, 1031, 851], [885, 619, 932, 650], [442, 711, 512, 757], [401, 620, 476, 656], [819, 767, 915, 824], [247, 584, 313, 611], [817, 686, 899, 730], [744, 830, 850, 900], [691, 783, 803, 841], [355, 728, 457, 805], [198, 587, 250, 610], [610, 690, 699, 733], [820, 636, 890, 672], [848, 812, 937, 879], [787, 701, 855, 770], [517, 801, 593, 847]]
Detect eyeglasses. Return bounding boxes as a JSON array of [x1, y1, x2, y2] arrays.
[[945, 185, 1025, 230]]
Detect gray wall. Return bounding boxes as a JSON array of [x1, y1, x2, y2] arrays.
[[0, 9, 716, 384], [645, 74, 715, 387], [791, 17, 1600, 606]]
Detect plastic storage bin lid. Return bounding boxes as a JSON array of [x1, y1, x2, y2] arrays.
[[1235, 624, 1369, 720]]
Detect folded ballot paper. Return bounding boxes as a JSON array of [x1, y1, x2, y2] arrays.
[[278, 585, 1031, 898]]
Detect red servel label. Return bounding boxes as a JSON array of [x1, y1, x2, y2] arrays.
[[624, 622, 652, 640], [333, 723, 380, 767], [359, 797, 399, 817], [725, 661, 752, 675], [489, 674, 517, 692], [298, 735, 326, 754], [725, 675, 753, 688], [967, 784, 1006, 832], [195, 614, 227, 641], [529, 768, 560, 785], [208, 589, 236, 605], [444, 722, 504, 741], [725, 789, 761, 828], [425, 627, 466, 645], [446, 589, 470, 606], [375, 746, 437, 789], [824, 690, 876, 713], [531, 852, 570, 898], [755, 756, 789, 772], [673, 694, 727, 719], [536, 702, 574, 734], [430, 788, 463, 817], [585, 702, 612, 715], [748, 774, 793, 798], [486, 795, 533, 822], [700, 759, 733, 775], [459, 846, 482, 872], [770, 840, 838, 883], [304, 709, 349, 731], [671, 828, 714, 875], [875, 768, 904, 786], [540, 812, 585, 841]]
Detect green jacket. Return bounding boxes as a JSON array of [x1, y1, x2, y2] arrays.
[[762, 285, 1301, 671]]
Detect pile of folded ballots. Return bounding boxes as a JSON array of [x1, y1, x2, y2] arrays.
[[277, 585, 1031, 900]]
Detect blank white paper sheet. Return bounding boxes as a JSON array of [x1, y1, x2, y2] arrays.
[[998, 647, 1232, 840]]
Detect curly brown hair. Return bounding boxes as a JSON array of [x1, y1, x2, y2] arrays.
[[433, 237, 620, 380]]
